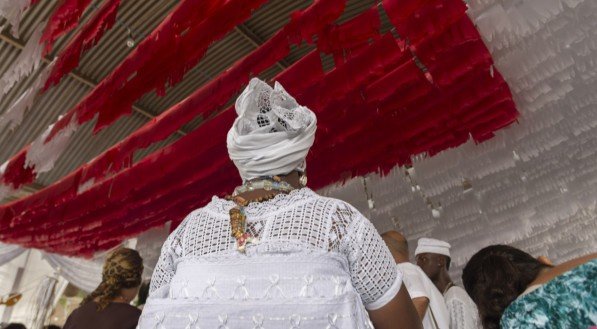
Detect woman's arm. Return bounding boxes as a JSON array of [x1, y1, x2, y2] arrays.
[[369, 283, 424, 329]]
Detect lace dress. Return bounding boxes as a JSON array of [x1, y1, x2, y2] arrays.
[[139, 188, 402, 328]]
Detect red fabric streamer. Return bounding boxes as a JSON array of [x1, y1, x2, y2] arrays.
[[43, 0, 121, 90], [317, 7, 381, 64], [1, 149, 35, 189], [0, 0, 351, 251], [0, 0, 251, 189], [0, 0, 346, 224], [382, 0, 467, 46], [41, 0, 94, 54]]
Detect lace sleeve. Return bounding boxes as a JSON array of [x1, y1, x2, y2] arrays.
[[337, 202, 402, 310], [447, 293, 480, 329], [148, 216, 189, 297]]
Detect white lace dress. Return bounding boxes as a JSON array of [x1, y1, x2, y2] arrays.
[[139, 188, 402, 329]]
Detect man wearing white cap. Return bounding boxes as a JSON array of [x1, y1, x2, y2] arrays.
[[382, 231, 450, 329], [416, 238, 481, 329]]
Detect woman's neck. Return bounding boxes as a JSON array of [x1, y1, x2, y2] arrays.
[[435, 271, 454, 294], [235, 172, 302, 201]]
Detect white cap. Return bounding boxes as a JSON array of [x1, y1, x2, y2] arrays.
[[415, 238, 451, 258]]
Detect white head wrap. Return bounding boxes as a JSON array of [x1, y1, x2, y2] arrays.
[[415, 238, 451, 258], [227, 78, 317, 181]]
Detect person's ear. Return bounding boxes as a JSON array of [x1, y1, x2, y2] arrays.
[[537, 255, 553, 266]]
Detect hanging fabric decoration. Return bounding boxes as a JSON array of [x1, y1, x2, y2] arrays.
[[0, 0, 235, 190], [0, 0, 345, 200], [0, 61, 54, 131], [317, 6, 381, 65], [43, 0, 121, 90], [40, 0, 93, 54], [27, 276, 58, 329], [25, 114, 79, 175], [0, 0, 519, 257], [43, 252, 102, 293], [1, 149, 36, 189], [0, 0, 351, 256], [0, 0, 346, 242], [0, 0, 263, 192], [0, 0, 38, 37], [0, 23, 45, 98]]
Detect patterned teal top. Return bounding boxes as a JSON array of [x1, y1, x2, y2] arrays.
[[501, 259, 597, 329]]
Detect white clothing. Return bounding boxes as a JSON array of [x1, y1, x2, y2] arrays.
[[140, 188, 402, 328], [444, 286, 481, 329], [397, 262, 450, 329], [415, 238, 451, 258], [227, 78, 317, 181]]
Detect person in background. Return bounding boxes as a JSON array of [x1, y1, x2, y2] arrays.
[[415, 238, 481, 329], [63, 248, 143, 329], [382, 231, 450, 329], [462, 245, 596, 329], [3, 324, 26, 329]]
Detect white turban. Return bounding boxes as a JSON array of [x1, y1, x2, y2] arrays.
[[227, 78, 317, 181], [415, 238, 451, 258]]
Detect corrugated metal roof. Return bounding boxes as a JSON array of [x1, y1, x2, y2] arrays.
[[0, 0, 392, 202]]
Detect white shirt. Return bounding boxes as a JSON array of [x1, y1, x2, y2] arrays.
[[140, 188, 402, 328], [444, 286, 481, 329], [397, 262, 450, 329]]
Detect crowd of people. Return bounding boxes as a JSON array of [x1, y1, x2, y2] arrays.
[[3, 78, 595, 329]]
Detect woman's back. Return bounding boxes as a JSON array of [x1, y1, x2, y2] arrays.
[[63, 302, 141, 329], [140, 188, 401, 328]]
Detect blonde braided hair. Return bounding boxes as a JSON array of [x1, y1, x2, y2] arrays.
[[82, 248, 143, 310]]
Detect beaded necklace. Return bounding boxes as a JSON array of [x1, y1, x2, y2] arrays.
[[227, 176, 295, 252]]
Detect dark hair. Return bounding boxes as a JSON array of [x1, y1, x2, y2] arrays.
[[4, 324, 27, 329], [462, 245, 549, 329], [136, 280, 150, 307], [82, 248, 143, 310], [43, 326, 61, 329]]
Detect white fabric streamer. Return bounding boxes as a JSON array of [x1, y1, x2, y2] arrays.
[[26, 113, 80, 175], [0, 242, 26, 266], [227, 78, 317, 181], [0, 0, 33, 36], [0, 61, 54, 131], [27, 276, 58, 329], [0, 22, 45, 98], [42, 252, 103, 293], [0, 161, 16, 200]]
